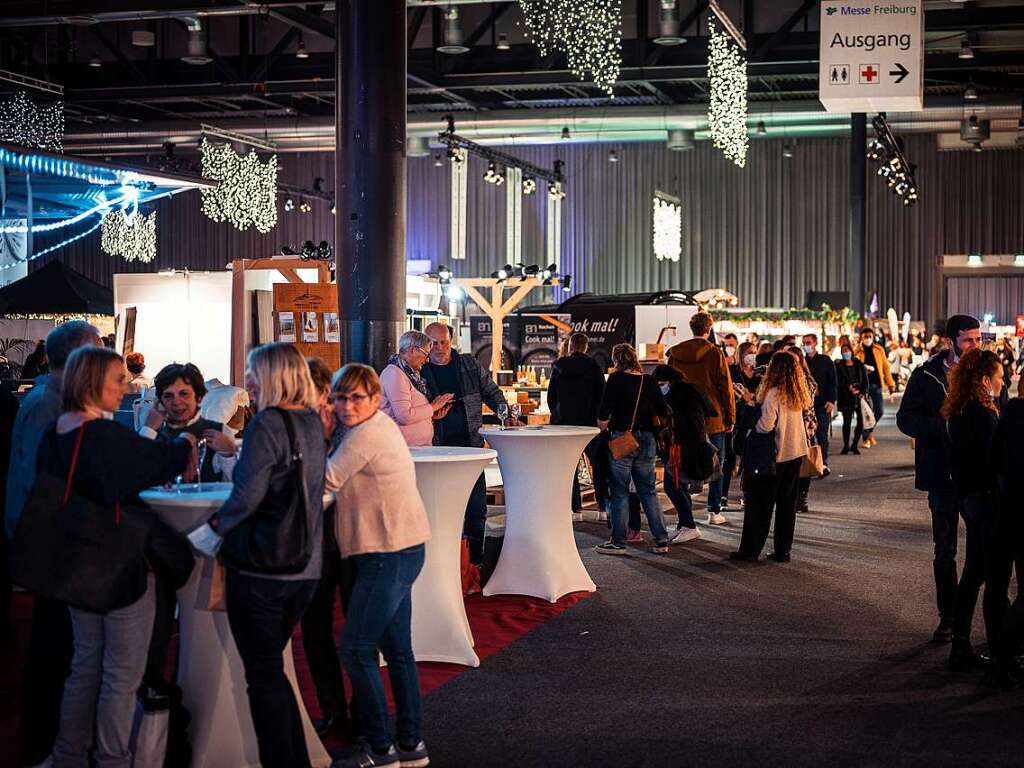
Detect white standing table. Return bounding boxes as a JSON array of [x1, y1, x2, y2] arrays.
[[409, 446, 497, 667], [479, 425, 599, 602], [140, 484, 330, 768]]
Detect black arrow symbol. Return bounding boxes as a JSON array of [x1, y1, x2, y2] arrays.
[[889, 62, 909, 84]]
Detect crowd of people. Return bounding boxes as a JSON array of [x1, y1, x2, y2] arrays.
[[2, 308, 1022, 768]]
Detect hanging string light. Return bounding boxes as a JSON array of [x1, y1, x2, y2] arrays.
[[652, 193, 682, 262], [199, 137, 278, 233], [707, 18, 748, 168], [101, 209, 157, 263], [518, 0, 623, 96], [0, 92, 64, 152]]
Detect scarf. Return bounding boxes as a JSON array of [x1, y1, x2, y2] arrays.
[[388, 353, 432, 401]]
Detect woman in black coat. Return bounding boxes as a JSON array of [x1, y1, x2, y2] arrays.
[[653, 365, 714, 544], [835, 341, 869, 455], [942, 348, 1004, 671]]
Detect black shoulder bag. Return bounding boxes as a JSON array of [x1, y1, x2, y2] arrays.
[[219, 408, 312, 574]]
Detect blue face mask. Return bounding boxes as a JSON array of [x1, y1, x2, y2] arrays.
[[842, 352, 852, 361]]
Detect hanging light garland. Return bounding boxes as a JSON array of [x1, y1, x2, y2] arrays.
[[0, 91, 64, 152], [652, 193, 682, 262], [518, 0, 623, 96], [199, 137, 278, 233], [101, 209, 157, 263], [707, 18, 748, 168]]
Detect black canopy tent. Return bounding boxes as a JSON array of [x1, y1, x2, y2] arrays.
[[0, 260, 114, 316]]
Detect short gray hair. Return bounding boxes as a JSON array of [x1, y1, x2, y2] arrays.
[[398, 330, 431, 355], [46, 320, 101, 370]]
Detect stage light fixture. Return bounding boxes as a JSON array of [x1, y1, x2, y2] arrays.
[[434, 154, 444, 167], [497, 33, 511, 51], [964, 85, 978, 101], [296, 37, 309, 59], [561, 274, 572, 290], [299, 199, 312, 213], [284, 198, 295, 212], [958, 38, 974, 60], [756, 121, 766, 134], [548, 181, 566, 200], [301, 240, 316, 259], [561, 126, 571, 140], [782, 143, 794, 158], [608, 149, 619, 163], [522, 176, 537, 195]]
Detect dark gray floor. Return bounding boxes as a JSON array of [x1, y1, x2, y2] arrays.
[[421, 413, 1024, 767]]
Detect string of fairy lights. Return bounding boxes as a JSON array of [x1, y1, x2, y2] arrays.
[[518, 0, 623, 96], [652, 193, 682, 262], [0, 91, 64, 152], [707, 17, 748, 168], [100, 209, 157, 263], [199, 137, 279, 233]]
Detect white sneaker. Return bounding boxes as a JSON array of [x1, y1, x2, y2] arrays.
[[670, 527, 701, 544], [706, 512, 728, 525]]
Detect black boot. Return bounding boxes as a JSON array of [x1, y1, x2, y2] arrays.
[[796, 495, 809, 513], [840, 445, 851, 455], [949, 637, 982, 671]]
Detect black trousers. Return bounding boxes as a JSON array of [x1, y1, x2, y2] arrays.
[[145, 576, 178, 684], [721, 432, 738, 503], [18, 596, 72, 767], [300, 550, 357, 721], [226, 571, 317, 768], [463, 472, 488, 566], [739, 457, 802, 558], [0, 530, 12, 640], [952, 493, 1006, 648], [840, 406, 863, 450], [928, 490, 960, 623]]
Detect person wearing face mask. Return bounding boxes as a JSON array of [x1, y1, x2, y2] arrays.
[[854, 327, 895, 448], [835, 343, 868, 455], [799, 334, 837, 469], [942, 348, 1004, 671], [725, 343, 762, 508], [721, 333, 739, 368], [897, 314, 982, 643]]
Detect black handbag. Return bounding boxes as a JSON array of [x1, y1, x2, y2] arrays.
[[219, 408, 312, 575], [10, 425, 152, 613], [145, 517, 197, 591], [743, 429, 777, 478]]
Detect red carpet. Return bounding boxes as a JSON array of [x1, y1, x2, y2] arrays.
[[0, 589, 590, 765]]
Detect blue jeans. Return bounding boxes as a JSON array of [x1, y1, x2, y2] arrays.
[[340, 544, 425, 752], [607, 431, 668, 546], [706, 431, 728, 512], [865, 386, 884, 437]]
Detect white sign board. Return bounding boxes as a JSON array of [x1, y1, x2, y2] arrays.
[[818, 0, 923, 113]]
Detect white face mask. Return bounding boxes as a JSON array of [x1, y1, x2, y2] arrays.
[[862, 337, 873, 347], [659, 382, 671, 395], [842, 352, 852, 361], [742, 354, 757, 367], [802, 344, 814, 356], [725, 346, 736, 357]]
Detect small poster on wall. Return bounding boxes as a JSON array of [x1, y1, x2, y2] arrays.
[[302, 311, 319, 342], [278, 311, 297, 342], [324, 311, 340, 343]]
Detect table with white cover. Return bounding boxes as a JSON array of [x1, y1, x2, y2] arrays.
[[139, 484, 330, 768], [409, 446, 497, 667], [478, 425, 599, 602]]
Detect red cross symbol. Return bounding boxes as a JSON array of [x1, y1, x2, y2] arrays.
[[861, 65, 878, 83]]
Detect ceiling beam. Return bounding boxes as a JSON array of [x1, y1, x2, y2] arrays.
[[749, 0, 816, 62], [463, 3, 513, 48], [407, 6, 428, 50], [88, 25, 148, 85], [267, 6, 334, 40]]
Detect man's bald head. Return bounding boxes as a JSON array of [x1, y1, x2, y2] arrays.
[[424, 322, 454, 365]]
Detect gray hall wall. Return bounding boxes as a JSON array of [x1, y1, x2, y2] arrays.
[[36, 135, 1024, 326]]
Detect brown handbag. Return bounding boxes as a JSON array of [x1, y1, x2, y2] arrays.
[[608, 377, 644, 460]]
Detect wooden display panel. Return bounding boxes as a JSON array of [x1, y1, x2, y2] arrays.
[[272, 282, 341, 371]]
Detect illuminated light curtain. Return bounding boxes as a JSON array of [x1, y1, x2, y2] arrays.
[[450, 148, 467, 260], [505, 166, 523, 266], [652, 192, 682, 262], [707, 18, 748, 168]]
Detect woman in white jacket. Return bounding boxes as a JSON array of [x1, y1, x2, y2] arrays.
[[731, 350, 812, 563]]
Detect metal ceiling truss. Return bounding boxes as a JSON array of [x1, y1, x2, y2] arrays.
[[438, 115, 565, 185]]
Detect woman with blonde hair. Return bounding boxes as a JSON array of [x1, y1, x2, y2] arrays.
[[186, 342, 327, 768], [942, 347, 1004, 671], [38, 346, 195, 768], [731, 351, 812, 563], [324, 363, 432, 768], [595, 343, 670, 555]]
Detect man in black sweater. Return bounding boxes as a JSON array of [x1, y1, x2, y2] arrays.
[[796, 334, 838, 512], [896, 314, 981, 643], [547, 332, 606, 515]]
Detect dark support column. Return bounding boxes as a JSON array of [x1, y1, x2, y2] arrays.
[[336, 0, 407, 368], [849, 113, 866, 315]]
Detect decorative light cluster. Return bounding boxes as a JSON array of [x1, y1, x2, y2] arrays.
[[484, 161, 506, 185], [652, 194, 682, 262], [200, 137, 278, 233], [868, 115, 919, 207], [518, 0, 623, 95], [522, 177, 537, 195], [707, 19, 748, 168], [0, 92, 64, 152], [101, 209, 157, 263], [548, 181, 566, 201]]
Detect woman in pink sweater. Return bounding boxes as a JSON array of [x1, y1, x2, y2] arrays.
[[379, 330, 453, 446], [325, 363, 431, 768]]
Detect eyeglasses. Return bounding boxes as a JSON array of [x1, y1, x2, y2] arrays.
[[331, 392, 370, 404], [417, 346, 433, 356]]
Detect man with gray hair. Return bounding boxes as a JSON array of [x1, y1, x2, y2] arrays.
[[6, 319, 100, 767]]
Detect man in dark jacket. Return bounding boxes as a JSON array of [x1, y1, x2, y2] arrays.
[[896, 314, 981, 643], [796, 333, 839, 512], [547, 332, 606, 515], [423, 322, 512, 566]]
